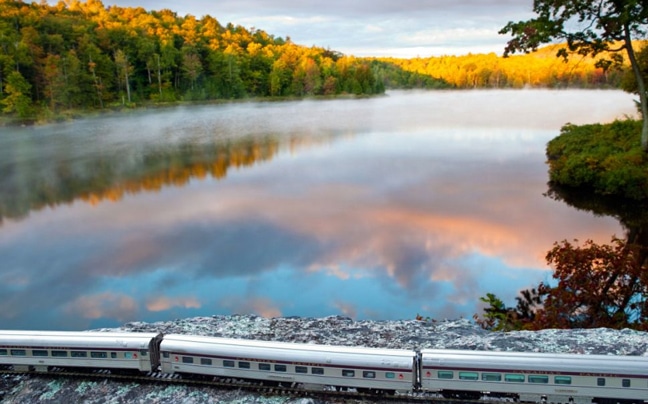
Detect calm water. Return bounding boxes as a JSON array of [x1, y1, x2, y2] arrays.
[[0, 90, 637, 330]]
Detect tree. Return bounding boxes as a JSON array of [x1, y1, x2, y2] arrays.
[[539, 237, 648, 330], [474, 289, 545, 331], [113, 49, 132, 104], [476, 236, 648, 331], [500, 0, 648, 152], [2, 70, 33, 118]]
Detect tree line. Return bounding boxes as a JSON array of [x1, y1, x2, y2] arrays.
[[3, 0, 642, 123], [377, 44, 635, 90], [0, 0, 384, 120]]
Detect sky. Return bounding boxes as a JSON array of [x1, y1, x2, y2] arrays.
[[86, 0, 536, 58]]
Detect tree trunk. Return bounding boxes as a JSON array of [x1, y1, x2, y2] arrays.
[[156, 54, 162, 97], [125, 62, 131, 104], [624, 24, 648, 152]]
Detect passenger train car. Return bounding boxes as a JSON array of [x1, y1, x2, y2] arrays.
[[160, 334, 415, 394], [420, 349, 648, 404], [0, 330, 162, 372], [0, 329, 646, 403]]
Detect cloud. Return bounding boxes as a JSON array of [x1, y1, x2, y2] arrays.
[[146, 296, 201, 312], [64, 292, 138, 321]]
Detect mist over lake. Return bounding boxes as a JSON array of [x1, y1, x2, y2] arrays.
[[0, 89, 637, 330]]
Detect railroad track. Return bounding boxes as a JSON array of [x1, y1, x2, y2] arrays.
[[0, 367, 511, 403]]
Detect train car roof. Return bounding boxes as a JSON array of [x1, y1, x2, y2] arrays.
[[420, 348, 648, 362], [0, 330, 162, 350], [161, 334, 415, 369], [162, 334, 414, 356], [420, 349, 648, 376]]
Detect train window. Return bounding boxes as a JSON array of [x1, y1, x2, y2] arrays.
[[238, 361, 250, 369], [296, 366, 308, 374], [140, 350, 148, 356], [554, 376, 571, 385], [91, 352, 107, 359], [259, 363, 271, 371], [274, 364, 287, 372], [597, 378, 606, 386], [363, 371, 376, 379], [200, 358, 212, 366], [459, 372, 478, 381], [111, 353, 117, 359], [505, 374, 525, 383], [438, 371, 454, 379], [223, 360, 235, 367], [528, 375, 549, 384], [32, 350, 48, 357], [622, 379, 631, 388], [52, 350, 68, 357], [342, 370, 355, 377], [312, 367, 324, 375], [0, 349, 7, 356], [124, 353, 133, 359], [386, 372, 396, 379], [182, 357, 193, 364], [162, 352, 169, 358], [71, 351, 88, 358], [482, 373, 502, 382], [10, 349, 26, 356]]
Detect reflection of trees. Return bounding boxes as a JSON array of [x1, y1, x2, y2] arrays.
[[545, 181, 648, 232], [0, 134, 335, 224], [476, 183, 648, 331], [545, 181, 648, 287]]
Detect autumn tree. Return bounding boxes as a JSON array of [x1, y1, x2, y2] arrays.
[[477, 236, 648, 331], [500, 0, 648, 152], [0, 0, 383, 119], [539, 237, 648, 330]]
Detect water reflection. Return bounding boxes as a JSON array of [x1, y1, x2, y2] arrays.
[[0, 90, 637, 330]]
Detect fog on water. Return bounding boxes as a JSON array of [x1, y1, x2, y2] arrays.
[[0, 89, 638, 330]]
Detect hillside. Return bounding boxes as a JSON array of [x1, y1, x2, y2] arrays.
[[376, 42, 646, 89], [0, 0, 383, 121], [1, 0, 640, 123]]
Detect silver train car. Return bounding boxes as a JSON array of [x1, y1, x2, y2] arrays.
[[0, 329, 647, 403], [160, 334, 415, 394], [0, 330, 162, 372], [420, 349, 648, 404]]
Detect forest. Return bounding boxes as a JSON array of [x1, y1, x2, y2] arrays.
[[0, 0, 638, 122], [377, 44, 630, 90], [0, 0, 384, 121]]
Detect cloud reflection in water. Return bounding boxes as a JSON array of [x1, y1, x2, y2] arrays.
[[0, 90, 636, 330]]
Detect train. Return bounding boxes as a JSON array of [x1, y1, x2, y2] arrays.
[[0, 329, 647, 403]]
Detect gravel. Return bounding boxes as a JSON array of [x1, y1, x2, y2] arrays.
[[2, 315, 647, 403]]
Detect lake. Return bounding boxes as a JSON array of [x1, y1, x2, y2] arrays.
[[0, 89, 638, 330]]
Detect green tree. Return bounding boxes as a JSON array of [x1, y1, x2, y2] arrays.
[[114, 49, 132, 104], [43, 53, 66, 110], [500, 0, 648, 151], [2, 70, 33, 118], [181, 46, 203, 92]]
